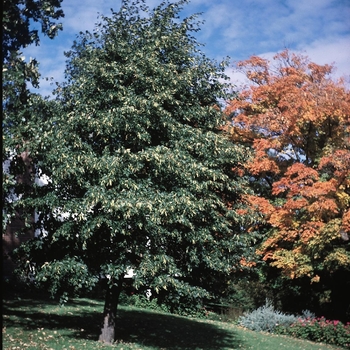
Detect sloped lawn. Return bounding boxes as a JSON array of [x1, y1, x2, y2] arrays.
[[2, 293, 344, 350]]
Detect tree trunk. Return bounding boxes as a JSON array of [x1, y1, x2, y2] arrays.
[[98, 278, 122, 344]]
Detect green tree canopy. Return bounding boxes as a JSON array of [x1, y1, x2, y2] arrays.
[[3, 0, 63, 61], [2, 0, 64, 232], [15, 0, 255, 344]]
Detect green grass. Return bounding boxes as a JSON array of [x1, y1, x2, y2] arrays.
[[2, 292, 344, 350]]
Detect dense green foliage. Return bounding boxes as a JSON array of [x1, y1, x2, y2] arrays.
[[12, 0, 255, 342]]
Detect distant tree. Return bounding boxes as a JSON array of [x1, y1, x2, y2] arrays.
[[14, 0, 255, 344], [225, 50, 350, 318], [2, 0, 64, 232]]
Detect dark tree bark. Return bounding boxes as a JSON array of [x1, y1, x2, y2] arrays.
[[98, 277, 123, 344]]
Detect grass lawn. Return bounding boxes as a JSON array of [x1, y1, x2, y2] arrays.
[[2, 292, 345, 350]]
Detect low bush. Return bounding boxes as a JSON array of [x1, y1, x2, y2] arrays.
[[238, 300, 297, 333], [275, 316, 350, 348], [119, 292, 170, 313], [120, 291, 210, 318], [240, 301, 350, 348]]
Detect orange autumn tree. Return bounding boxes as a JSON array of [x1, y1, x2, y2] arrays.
[[225, 50, 350, 282]]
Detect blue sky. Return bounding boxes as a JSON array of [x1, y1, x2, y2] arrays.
[[23, 0, 350, 97]]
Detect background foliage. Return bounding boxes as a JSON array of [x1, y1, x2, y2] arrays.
[[225, 50, 350, 321]]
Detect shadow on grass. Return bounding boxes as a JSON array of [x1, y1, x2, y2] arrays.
[[114, 308, 239, 349], [3, 297, 243, 349]]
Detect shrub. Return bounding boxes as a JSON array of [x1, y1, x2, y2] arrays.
[[275, 317, 350, 348], [301, 309, 316, 319], [238, 300, 298, 333], [119, 291, 209, 318], [120, 292, 170, 313]]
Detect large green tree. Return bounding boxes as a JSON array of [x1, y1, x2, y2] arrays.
[[14, 0, 255, 344]]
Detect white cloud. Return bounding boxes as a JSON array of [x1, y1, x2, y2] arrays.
[[62, 1, 118, 34], [226, 33, 350, 89], [20, 0, 349, 97], [300, 36, 350, 79]]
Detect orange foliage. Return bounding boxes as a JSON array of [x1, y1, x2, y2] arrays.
[[244, 194, 275, 217], [239, 256, 257, 268], [226, 50, 350, 281]]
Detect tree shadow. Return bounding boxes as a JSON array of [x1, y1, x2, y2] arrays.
[[3, 297, 244, 349], [3, 297, 103, 336], [114, 308, 241, 349]]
